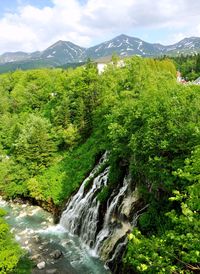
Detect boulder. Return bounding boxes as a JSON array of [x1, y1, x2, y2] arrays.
[[50, 249, 63, 259], [37, 261, 46, 269], [31, 254, 40, 260]]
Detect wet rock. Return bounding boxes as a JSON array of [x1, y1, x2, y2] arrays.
[[22, 204, 28, 208], [37, 261, 46, 269], [50, 249, 63, 259], [33, 235, 40, 243], [120, 188, 140, 219], [31, 254, 40, 260], [13, 197, 25, 204]]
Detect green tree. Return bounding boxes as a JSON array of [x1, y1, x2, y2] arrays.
[[196, 54, 200, 73], [123, 147, 200, 273], [0, 209, 22, 273], [13, 114, 56, 175]]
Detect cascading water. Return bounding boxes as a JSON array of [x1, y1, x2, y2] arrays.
[[94, 176, 129, 254], [59, 152, 143, 272], [60, 152, 131, 255], [60, 153, 109, 248]]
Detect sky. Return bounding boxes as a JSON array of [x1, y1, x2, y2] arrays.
[[0, 0, 200, 54]]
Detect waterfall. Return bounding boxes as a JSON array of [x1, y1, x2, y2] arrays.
[[59, 152, 142, 269], [60, 153, 109, 247], [94, 176, 129, 254]]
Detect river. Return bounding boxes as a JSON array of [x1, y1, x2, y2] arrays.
[[0, 197, 109, 274]]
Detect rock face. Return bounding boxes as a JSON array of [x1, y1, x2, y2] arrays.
[[98, 185, 142, 262], [37, 261, 46, 269], [100, 185, 149, 274]]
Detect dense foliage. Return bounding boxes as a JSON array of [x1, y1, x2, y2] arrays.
[[0, 209, 22, 273], [0, 56, 199, 272], [0, 65, 101, 204], [171, 54, 200, 80], [124, 148, 200, 273]]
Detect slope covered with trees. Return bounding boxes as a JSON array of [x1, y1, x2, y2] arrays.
[[0, 57, 199, 273], [171, 53, 200, 80]]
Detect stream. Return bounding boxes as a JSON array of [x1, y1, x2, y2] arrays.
[[0, 197, 109, 274]]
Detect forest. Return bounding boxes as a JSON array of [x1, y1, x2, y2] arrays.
[[0, 56, 199, 273], [170, 53, 200, 81]]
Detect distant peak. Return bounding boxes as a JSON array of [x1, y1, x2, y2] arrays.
[[55, 40, 67, 44], [48, 40, 66, 48], [47, 40, 86, 50], [119, 34, 128, 37], [113, 34, 141, 42], [116, 34, 130, 39]]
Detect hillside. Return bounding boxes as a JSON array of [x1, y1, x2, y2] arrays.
[[0, 57, 199, 273]]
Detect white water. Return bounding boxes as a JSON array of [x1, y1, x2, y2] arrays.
[[60, 168, 109, 236], [60, 152, 109, 248], [60, 152, 131, 264], [105, 238, 128, 268], [0, 197, 109, 274], [94, 176, 129, 254]]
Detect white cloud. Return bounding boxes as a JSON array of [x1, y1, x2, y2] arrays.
[[0, 0, 91, 53], [0, 0, 200, 53]]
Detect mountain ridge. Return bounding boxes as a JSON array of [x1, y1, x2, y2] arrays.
[[0, 34, 200, 70]]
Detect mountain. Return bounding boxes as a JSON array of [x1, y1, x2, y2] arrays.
[[165, 37, 200, 55], [0, 41, 85, 67], [85, 34, 166, 58], [0, 51, 41, 64], [40, 40, 86, 63], [0, 34, 200, 72], [0, 51, 31, 63], [85, 35, 200, 59]]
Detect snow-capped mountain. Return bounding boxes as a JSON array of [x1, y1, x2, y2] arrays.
[[86, 34, 166, 58], [0, 51, 31, 63], [40, 40, 86, 63], [0, 34, 200, 70], [0, 51, 41, 64], [165, 37, 200, 55], [85, 35, 200, 58], [0, 41, 86, 65]]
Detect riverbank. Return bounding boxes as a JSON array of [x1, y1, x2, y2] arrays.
[[0, 197, 109, 274]]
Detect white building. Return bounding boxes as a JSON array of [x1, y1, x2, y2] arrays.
[[97, 60, 125, 74], [97, 63, 107, 74]]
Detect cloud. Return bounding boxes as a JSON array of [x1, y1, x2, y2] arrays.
[[0, 0, 200, 53], [82, 0, 200, 31], [0, 0, 91, 53]]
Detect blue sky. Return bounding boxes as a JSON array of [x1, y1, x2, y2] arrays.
[[0, 0, 52, 15], [0, 0, 199, 53]]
